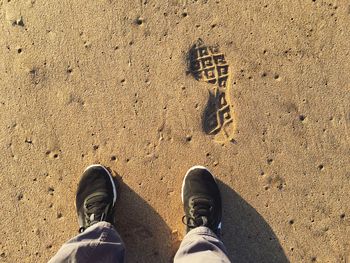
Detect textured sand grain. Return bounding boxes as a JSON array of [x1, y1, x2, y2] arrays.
[[1, 0, 350, 262]]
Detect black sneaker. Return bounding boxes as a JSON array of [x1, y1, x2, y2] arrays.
[[181, 165, 222, 235], [76, 164, 117, 233]]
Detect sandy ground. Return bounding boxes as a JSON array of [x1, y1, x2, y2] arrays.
[[1, 0, 350, 262]]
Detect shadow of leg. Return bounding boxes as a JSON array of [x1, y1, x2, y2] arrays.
[[113, 173, 180, 263], [218, 180, 290, 263]]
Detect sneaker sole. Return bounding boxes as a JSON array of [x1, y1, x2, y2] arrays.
[[84, 164, 117, 206], [181, 165, 214, 204]]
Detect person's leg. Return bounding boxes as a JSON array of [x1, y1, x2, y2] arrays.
[[49, 164, 125, 263], [174, 226, 230, 263], [49, 221, 125, 263], [174, 165, 231, 263]]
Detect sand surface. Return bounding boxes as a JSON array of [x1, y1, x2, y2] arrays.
[[1, 0, 350, 262]]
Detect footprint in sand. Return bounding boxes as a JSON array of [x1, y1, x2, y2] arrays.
[[188, 39, 236, 143]]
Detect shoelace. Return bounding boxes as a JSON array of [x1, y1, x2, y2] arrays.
[[182, 197, 213, 229], [79, 192, 111, 233]]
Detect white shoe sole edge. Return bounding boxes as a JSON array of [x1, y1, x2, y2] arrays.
[[84, 164, 117, 206]]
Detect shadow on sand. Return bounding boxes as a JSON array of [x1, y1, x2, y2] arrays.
[[113, 172, 180, 263], [111, 168, 289, 263], [218, 180, 290, 263]]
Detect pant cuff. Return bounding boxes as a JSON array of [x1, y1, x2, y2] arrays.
[[184, 226, 218, 239]]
